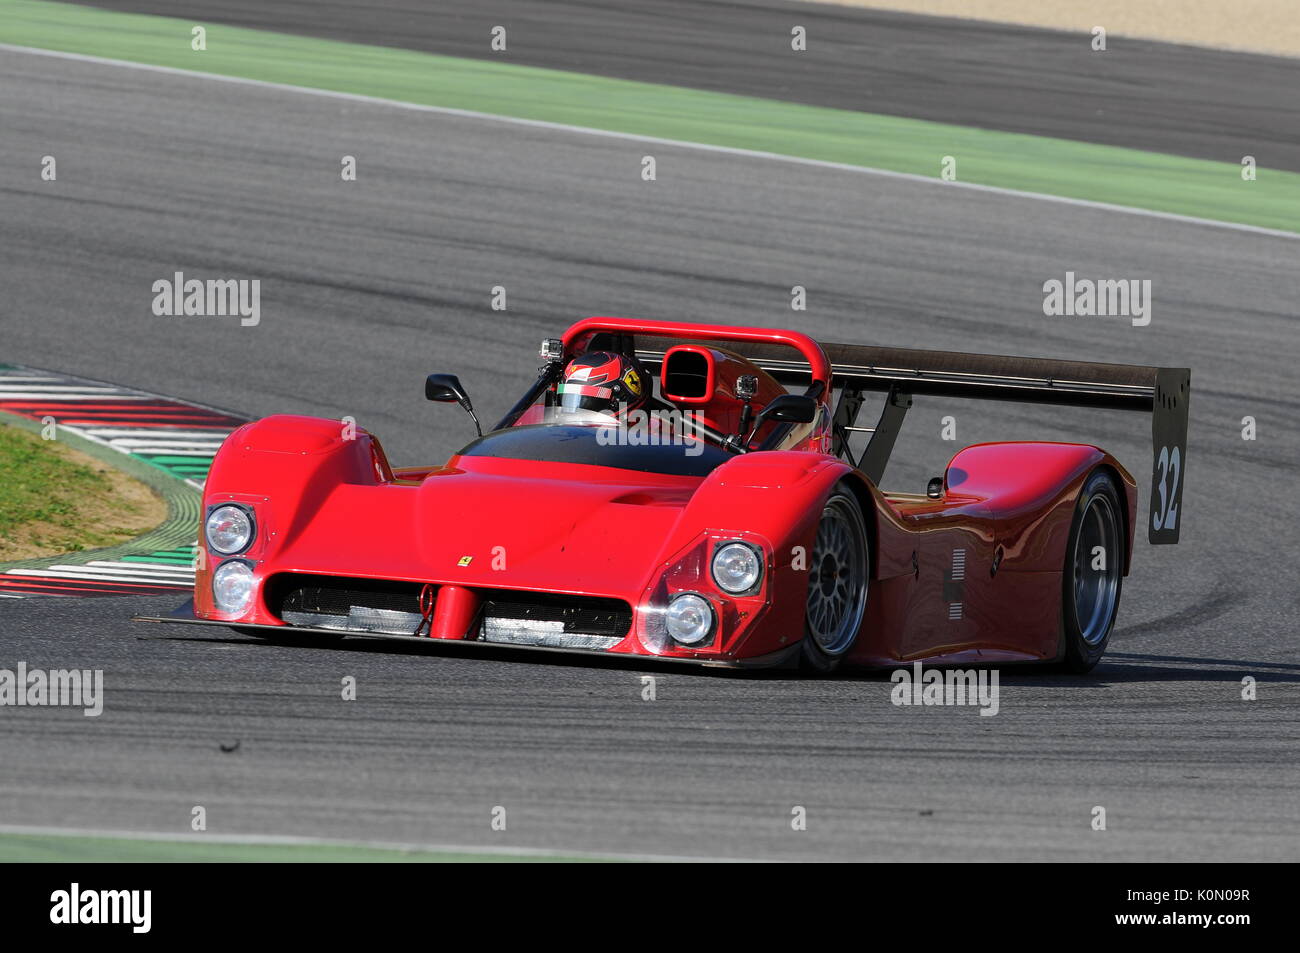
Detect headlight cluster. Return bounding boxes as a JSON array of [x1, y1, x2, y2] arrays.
[[666, 593, 713, 645], [205, 504, 254, 555], [659, 541, 764, 648], [638, 536, 769, 654], [711, 541, 762, 594], [206, 503, 258, 614], [212, 560, 255, 614]]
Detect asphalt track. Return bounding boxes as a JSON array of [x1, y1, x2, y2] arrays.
[[0, 48, 1298, 861], [71, 0, 1300, 171]]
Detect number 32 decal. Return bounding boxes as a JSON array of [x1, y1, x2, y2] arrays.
[[1152, 444, 1181, 531]]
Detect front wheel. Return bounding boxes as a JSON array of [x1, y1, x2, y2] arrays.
[[1059, 470, 1124, 672], [801, 486, 870, 673]]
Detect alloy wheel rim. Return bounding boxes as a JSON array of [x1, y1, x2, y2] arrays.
[[806, 499, 867, 655], [1073, 494, 1120, 645]]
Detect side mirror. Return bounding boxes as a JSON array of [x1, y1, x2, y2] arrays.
[[426, 373, 469, 404], [741, 393, 819, 447], [425, 373, 481, 436], [755, 394, 818, 425]]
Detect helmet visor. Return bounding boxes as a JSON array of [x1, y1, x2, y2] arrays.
[[557, 383, 616, 415]]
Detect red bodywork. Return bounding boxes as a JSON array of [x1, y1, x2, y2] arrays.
[[191, 318, 1139, 668]]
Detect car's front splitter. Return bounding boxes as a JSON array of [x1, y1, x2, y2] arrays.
[[132, 600, 800, 670]]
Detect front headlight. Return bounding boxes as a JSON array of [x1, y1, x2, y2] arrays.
[[205, 504, 254, 555], [711, 541, 762, 594], [665, 593, 714, 645], [212, 560, 255, 614]]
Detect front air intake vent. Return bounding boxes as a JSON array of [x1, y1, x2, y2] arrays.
[[478, 590, 632, 649], [266, 574, 428, 634]]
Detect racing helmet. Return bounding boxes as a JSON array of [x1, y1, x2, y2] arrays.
[[557, 351, 648, 416]]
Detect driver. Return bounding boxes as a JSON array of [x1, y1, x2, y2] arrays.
[[556, 351, 649, 420]]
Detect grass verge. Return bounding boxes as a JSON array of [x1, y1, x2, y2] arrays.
[[0, 423, 165, 561]]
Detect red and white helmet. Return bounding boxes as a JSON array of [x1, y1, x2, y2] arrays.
[[557, 351, 648, 416]]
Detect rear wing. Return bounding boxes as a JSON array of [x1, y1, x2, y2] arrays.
[[631, 335, 1189, 545]]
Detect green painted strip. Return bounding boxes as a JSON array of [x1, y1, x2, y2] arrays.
[[1, 0, 1296, 232], [129, 452, 212, 484], [133, 455, 213, 465], [0, 832, 618, 863], [119, 544, 197, 565]]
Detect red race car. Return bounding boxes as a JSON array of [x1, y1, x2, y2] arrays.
[[139, 317, 1189, 673]]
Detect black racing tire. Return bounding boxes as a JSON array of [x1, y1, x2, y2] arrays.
[[1059, 470, 1125, 673], [800, 485, 871, 673]]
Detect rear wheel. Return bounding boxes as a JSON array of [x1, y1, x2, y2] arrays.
[[801, 487, 870, 673], [1059, 470, 1124, 672]]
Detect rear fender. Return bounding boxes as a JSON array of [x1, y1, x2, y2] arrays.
[[945, 442, 1137, 574]]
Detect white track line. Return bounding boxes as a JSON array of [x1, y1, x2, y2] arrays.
[[3, 567, 190, 585], [83, 429, 232, 439], [0, 385, 126, 393], [107, 441, 227, 448], [116, 447, 221, 456], [0, 392, 146, 401], [85, 561, 195, 575], [1, 42, 1295, 242]]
